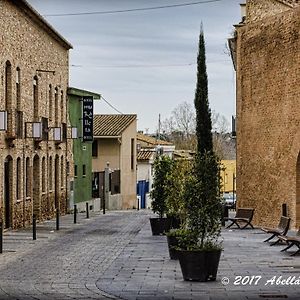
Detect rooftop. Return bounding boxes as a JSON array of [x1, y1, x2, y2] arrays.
[[93, 114, 137, 137], [12, 0, 72, 49], [137, 132, 174, 146]]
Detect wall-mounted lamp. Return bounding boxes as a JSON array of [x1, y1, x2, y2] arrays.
[[0, 111, 7, 131], [71, 127, 78, 139]]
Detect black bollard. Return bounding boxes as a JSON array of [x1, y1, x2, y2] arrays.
[[0, 221, 3, 254], [56, 208, 60, 231], [33, 214, 36, 240], [74, 205, 77, 224], [86, 202, 89, 219]]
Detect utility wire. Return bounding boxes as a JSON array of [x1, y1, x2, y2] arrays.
[[43, 0, 222, 17], [101, 95, 123, 114], [71, 62, 196, 68]]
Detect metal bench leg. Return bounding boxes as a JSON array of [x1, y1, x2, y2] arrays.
[[290, 249, 300, 256], [270, 238, 281, 246], [264, 233, 276, 242], [226, 221, 235, 229], [281, 243, 294, 252]]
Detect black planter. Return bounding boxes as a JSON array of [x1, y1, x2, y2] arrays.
[[177, 249, 221, 281], [149, 217, 172, 235], [169, 216, 181, 229], [167, 235, 179, 260]]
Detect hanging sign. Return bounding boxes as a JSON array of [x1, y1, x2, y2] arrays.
[[82, 96, 93, 142]]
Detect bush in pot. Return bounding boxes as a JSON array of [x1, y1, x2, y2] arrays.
[[165, 159, 190, 229], [149, 155, 174, 235]]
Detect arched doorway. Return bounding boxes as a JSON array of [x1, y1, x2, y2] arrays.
[[55, 155, 59, 211], [33, 155, 40, 218], [4, 156, 13, 229], [297, 153, 300, 227]]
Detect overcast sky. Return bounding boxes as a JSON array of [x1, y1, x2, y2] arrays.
[[27, 0, 241, 133]]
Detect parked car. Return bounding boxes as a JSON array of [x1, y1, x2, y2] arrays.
[[222, 193, 236, 209]]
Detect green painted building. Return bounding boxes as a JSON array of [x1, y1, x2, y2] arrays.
[[68, 87, 101, 210]]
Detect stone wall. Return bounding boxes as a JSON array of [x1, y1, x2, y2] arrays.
[[0, 0, 72, 229], [236, 4, 300, 228]]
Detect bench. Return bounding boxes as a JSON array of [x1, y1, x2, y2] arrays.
[[226, 208, 255, 229], [261, 216, 290, 245], [278, 227, 300, 256]]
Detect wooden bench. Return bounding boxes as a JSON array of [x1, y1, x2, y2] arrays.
[[226, 208, 255, 229], [261, 216, 290, 245], [278, 227, 300, 256]]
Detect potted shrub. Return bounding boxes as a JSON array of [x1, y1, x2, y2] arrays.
[[176, 26, 223, 282], [149, 155, 173, 235], [165, 159, 190, 229], [165, 160, 190, 259]]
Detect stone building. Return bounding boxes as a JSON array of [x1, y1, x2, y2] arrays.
[[230, 0, 300, 228], [0, 0, 73, 228]]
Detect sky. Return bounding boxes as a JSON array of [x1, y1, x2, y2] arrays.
[[27, 0, 241, 133]]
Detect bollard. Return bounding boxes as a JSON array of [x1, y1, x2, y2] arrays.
[[33, 214, 37, 240], [56, 208, 60, 231], [0, 221, 3, 254], [74, 204, 77, 224], [86, 202, 89, 219]]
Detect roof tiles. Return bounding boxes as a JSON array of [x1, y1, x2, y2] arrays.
[[93, 114, 136, 137]]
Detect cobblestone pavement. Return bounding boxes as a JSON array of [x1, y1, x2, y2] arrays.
[[0, 210, 299, 299]]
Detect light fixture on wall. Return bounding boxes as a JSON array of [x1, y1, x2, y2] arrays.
[[0, 111, 8, 131]]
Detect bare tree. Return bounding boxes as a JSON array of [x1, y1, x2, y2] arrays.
[[160, 102, 233, 157]]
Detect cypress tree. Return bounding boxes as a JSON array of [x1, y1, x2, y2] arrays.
[[194, 25, 213, 155]]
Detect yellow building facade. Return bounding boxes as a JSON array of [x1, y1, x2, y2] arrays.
[[221, 160, 236, 194]]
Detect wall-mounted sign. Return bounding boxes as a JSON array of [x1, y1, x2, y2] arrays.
[[82, 96, 93, 142]]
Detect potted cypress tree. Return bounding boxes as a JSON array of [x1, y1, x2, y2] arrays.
[[149, 155, 173, 235], [176, 26, 223, 281]]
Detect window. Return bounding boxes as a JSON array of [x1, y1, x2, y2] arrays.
[[42, 157, 46, 192], [54, 87, 58, 125], [26, 158, 30, 197], [92, 140, 98, 157], [42, 117, 48, 140], [16, 111, 23, 138], [5, 61, 12, 133], [131, 138, 135, 170], [62, 123, 67, 142], [16, 67, 21, 110], [61, 90, 64, 123], [82, 164, 86, 177], [5, 61, 12, 110], [16, 158, 21, 199], [74, 165, 78, 177], [33, 76, 38, 120], [49, 84, 53, 121]]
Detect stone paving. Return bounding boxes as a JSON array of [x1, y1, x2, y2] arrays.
[[0, 210, 299, 299]]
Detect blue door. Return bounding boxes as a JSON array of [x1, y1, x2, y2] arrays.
[[137, 180, 149, 209]]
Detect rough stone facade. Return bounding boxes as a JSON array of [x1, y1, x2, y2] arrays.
[[234, 1, 300, 228], [0, 0, 73, 229]]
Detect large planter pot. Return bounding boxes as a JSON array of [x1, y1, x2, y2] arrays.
[[177, 249, 221, 281], [149, 217, 172, 236], [168, 215, 181, 229], [167, 235, 179, 260]]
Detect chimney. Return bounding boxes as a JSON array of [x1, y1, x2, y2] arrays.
[[240, 3, 246, 23]]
